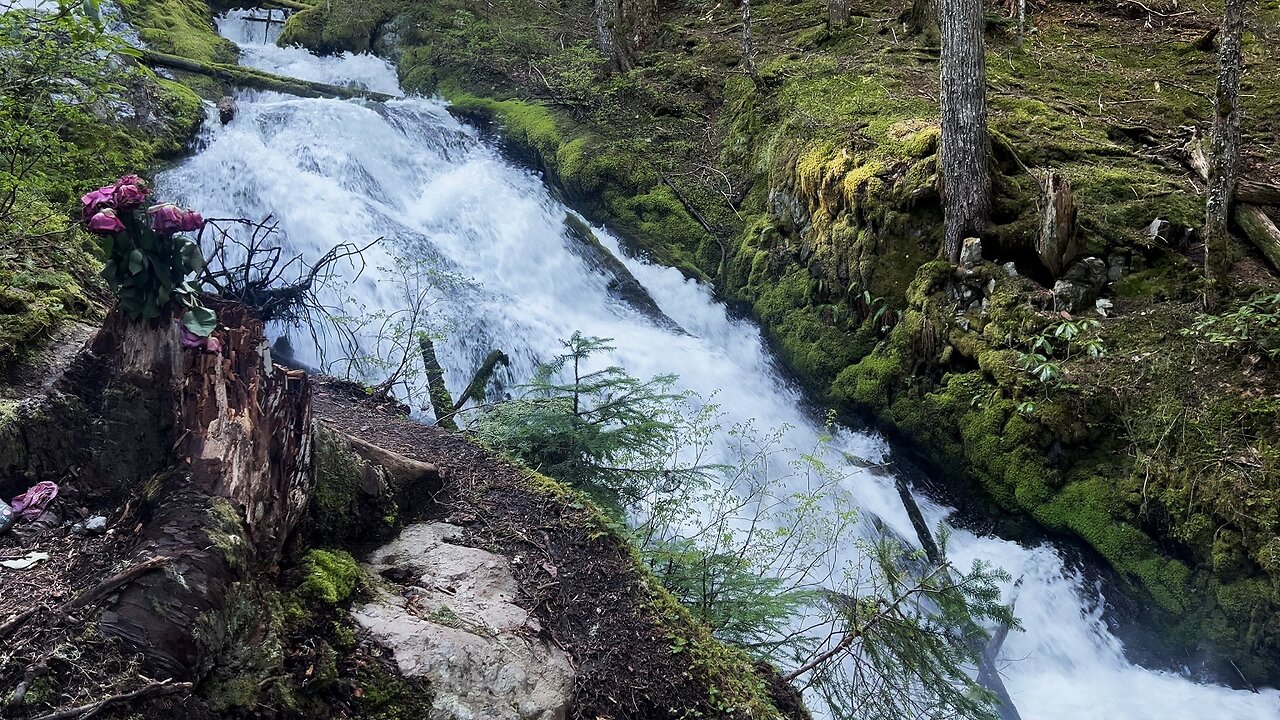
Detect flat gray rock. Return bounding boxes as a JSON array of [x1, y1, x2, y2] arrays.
[[353, 523, 574, 720]]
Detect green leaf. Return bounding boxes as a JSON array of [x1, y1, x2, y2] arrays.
[[182, 306, 218, 337], [127, 249, 144, 275], [179, 239, 205, 274]]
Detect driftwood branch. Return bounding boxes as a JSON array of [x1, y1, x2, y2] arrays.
[[660, 174, 716, 235], [453, 350, 511, 412], [138, 49, 395, 102], [29, 679, 192, 720], [894, 475, 941, 565], [893, 478, 1022, 720]]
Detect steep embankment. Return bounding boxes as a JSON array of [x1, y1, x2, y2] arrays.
[[275, 0, 1280, 683]]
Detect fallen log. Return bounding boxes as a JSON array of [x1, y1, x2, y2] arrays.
[[1237, 177, 1280, 207], [1185, 139, 1280, 273], [138, 49, 396, 102], [1236, 205, 1280, 272], [261, 0, 312, 10], [331, 428, 442, 488]]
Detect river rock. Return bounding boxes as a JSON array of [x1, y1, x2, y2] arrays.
[[217, 96, 237, 125], [353, 523, 574, 720]]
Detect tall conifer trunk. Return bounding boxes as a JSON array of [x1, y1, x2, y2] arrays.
[[1204, 0, 1247, 306], [939, 0, 991, 263]]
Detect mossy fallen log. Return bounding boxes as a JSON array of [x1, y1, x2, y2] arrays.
[[1235, 205, 1280, 272], [1185, 139, 1280, 274], [138, 49, 395, 102], [261, 0, 313, 10]]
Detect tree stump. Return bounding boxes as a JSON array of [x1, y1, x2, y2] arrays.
[[76, 301, 314, 681], [1036, 170, 1079, 279]]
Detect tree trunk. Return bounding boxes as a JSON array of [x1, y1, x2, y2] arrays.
[[742, 0, 758, 78], [417, 336, 458, 431], [594, 0, 661, 72], [939, 0, 991, 263], [828, 0, 850, 28], [1204, 0, 1246, 306], [909, 0, 940, 43], [65, 302, 314, 683]]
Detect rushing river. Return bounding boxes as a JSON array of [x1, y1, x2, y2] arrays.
[[155, 12, 1280, 719]]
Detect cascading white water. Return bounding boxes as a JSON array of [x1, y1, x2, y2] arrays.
[[155, 13, 1280, 719]]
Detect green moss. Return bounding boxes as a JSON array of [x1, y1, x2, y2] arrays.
[[277, 0, 399, 56], [206, 497, 251, 574], [299, 549, 360, 605], [196, 583, 288, 711], [311, 423, 397, 543], [120, 0, 237, 97], [353, 660, 434, 720]]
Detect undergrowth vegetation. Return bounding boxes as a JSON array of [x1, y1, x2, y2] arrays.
[[0, 0, 202, 371]]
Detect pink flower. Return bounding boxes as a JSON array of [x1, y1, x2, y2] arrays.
[[179, 210, 204, 232], [149, 203, 203, 236], [112, 175, 151, 209], [180, 327, 222, 354], [80, 186, 115, 218], [87, 208, 124, 234]]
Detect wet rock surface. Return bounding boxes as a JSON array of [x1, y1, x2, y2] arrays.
[[353, 522, 575, 720]]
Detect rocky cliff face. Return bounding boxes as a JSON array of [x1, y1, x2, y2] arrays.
[[273, 0, 1280, 684]]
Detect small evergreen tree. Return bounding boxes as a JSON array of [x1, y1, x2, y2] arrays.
[[474, 334, 1017, 720]]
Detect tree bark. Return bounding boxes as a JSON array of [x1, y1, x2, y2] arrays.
[[594, 0, 661, 72], [742, 0, 758, 78], [417, 336, 458, 431], [1204, 0, 1247, 306], [909, 0, 940, 43], [828, 0, 850, 27], [1037, 170, 1079, 279], [939, 0, 991, 263], [74, 302, 314, 681]]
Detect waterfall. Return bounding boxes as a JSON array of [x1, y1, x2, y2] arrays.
[[154, 12, 1280, 719]]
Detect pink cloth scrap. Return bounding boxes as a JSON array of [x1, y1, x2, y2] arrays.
[[11, 481, 58, 520]]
